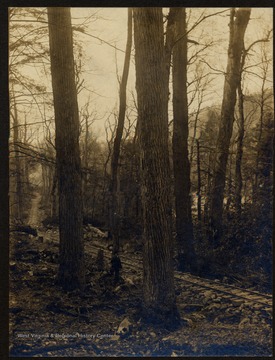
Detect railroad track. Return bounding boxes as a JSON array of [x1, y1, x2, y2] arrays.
[[86, 241, 272, 313], [39, 229, 272, 313]]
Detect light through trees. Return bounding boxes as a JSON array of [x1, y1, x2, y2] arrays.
[[8, 7, 273, 335]]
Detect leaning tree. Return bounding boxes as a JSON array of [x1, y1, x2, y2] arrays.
[[209, 8, 251, 242]]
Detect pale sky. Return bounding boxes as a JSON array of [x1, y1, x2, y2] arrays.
[[10, 7, 273, 142], [72, 7, 273, 126]]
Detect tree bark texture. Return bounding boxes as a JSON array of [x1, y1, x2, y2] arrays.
[[47, 7, 85, 291], [133, 8, 178, 321], [110, 8, 132, 255], [209, 8, 251, 238], [172, 8, 197, 273]]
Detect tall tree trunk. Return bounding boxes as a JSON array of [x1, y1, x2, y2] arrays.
[[235, 33, 270, 214], [133, 8, 179, 323], [41, 163, 48, 205], [209, 8, 251, 240], [225, 151, 233, 216], [235, 82, 245, 216], [172, 8, 197, 273], [50, 165, 58, 218], [110, 8, 132, 255], [83, 115, 89, 214], [203, 151, 212, 224], [196, 139, 202, 222], [47, 7, 85, 291], [253, 77, 266, 205], [22, 118, 30, 196], [11, 91, 23, 222], [190, 93, 204, 169], [190, 110, 200, 169]]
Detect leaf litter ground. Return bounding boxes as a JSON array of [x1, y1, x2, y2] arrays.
[[9, 230, 272, 357]]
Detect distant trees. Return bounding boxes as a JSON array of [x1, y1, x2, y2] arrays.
[[9, 7, 49, 222], [254, 111, 273, 213], [251, 43, 273, 208], [209, 8, 251, 241], [233, 30, 271, 216], [133, 8, 179, 323], [47, 7, 85, 291], [197, 108, 220, 223]]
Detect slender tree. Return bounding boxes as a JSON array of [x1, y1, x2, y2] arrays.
[[255, 112, 273, 211], [82, 111, 90, 213], [252, 41, 272, 205], [209, 8, 251, 240], [10, 89, 23, 222], [109, 8, 132, 255], [50, 166, 58, 218], [235, 33, 271, 216], [235, 80, 245, 216], [196, 139, 202, 222], [47, 7, 85, 291], [133, 8, 179, 323]]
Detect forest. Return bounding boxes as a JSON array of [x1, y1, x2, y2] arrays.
[[9, 7, 273, 357]]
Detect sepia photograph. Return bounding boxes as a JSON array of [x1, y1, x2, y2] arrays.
[[8, 7, 273, 356]]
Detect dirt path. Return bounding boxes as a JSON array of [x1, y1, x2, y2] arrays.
[[28, 192, 42, 226]]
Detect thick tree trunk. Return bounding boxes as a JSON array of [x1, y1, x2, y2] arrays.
[[110, 8, 132, 255], [172, 8, 197, 273], [209, 8, 250, 239], [133, 8, 179, 323], [48, 7, 85, 291]]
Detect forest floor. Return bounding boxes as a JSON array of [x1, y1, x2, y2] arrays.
[[9, 226, 272, 357]]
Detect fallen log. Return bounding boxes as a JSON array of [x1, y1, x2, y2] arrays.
[[10, 225, 38, 237]]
